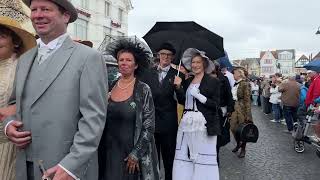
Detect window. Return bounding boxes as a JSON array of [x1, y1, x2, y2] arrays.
[[104, 27, 112, 37], [118, 8, 123, 22], [74, 19, 88, 40], [104, 1, 110, 17], [72, 0, 88, 9], [103, 27, 112, 43], [264, 59, 272, 64]]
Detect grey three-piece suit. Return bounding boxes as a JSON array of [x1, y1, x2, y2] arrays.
[[4, 37, 108, 180]]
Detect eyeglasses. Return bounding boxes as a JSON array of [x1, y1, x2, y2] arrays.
[[159, 52, 173, 58]]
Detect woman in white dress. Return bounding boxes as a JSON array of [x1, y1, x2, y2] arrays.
[[173, 48, 220, 180]]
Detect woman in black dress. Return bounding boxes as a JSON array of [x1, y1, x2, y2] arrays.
[[99, 39, 160, 180]]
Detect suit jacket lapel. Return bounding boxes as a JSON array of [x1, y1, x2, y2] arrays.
[[30, 37, 76, 105], [161, 67, 175, 87], [17, 48, 38, 105], [199, 74, 209, 93]]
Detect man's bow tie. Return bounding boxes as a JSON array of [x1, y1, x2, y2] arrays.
[[234, 81, 240, 87]]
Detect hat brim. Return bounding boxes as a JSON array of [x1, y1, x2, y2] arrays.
[[0, 18, 36, 54], [23, 0, 78, 23]]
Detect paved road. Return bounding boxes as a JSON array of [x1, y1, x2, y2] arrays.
[[219, 106, 320, 180]]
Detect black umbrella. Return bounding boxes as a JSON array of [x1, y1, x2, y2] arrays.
[[143, 21, 225, 63]]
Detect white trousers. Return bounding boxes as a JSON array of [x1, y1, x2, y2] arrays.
[[172, 130, 219, 180]]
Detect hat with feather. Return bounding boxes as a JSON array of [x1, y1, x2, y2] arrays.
[[105, 37, 153, 74]]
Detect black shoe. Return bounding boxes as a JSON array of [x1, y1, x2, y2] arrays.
[[232, 146, 240, 153], [238, 149, 246, 158]]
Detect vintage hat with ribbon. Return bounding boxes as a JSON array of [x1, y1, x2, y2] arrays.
[[0, 16, 36, 54], [180, 48, 215, 74]]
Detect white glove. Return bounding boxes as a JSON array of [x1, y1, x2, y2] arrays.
[[189, 86, 207, 104]]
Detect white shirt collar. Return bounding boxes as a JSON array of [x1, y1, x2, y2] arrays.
[[37, 33, 69, 50], [158, 65, 171, 72]]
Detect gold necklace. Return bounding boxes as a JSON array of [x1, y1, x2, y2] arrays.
[[117, 78, 136, 90]]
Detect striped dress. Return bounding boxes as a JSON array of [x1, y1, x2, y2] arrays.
[[0, 58, 17, 180]]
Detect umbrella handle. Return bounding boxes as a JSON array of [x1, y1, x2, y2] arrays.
[[177, 59, 182, 77]]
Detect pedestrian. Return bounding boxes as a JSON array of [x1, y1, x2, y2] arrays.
[[98, 39, 160, 180], [305, 70, 320, 108], [3, 0, 108, 179], [260, 77, 272, 114], [211, 61, 234, 165], [251, 80, 259, 106], [221, 65, 235, 88], [279, 75, 300, 133], [230, 67, 253, 158], [0, 16, 36, 180], [172, 48, 220, 180], [269, 77, 282, 123], [152, 42, 185, 180]]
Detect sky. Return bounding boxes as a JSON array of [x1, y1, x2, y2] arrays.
[[128, 0, 320, 60]]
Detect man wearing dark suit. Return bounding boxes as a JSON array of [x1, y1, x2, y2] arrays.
[[153, 43, 184, 180]]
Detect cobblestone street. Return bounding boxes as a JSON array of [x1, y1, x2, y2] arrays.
[[219, 106, 320, 180]]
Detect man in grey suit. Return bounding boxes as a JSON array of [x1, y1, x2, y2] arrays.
[[3, 0, 108, 179]]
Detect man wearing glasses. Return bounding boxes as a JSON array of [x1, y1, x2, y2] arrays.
[[153, 42, 184, 180]]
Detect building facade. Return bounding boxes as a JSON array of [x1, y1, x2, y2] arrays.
[[68, 0, 133, 48], [276, 49, 295, 76], [244, 58, 260, 76], [295, 54, 310, 74], [260, 51, 277, 77]]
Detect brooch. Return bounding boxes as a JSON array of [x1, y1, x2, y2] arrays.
[[130, 102, 136, 109]]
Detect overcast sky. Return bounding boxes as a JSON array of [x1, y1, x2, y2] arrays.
[[128, 0, 320, 60]]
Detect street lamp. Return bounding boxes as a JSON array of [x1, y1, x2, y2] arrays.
[[316, 26, 320, 35]]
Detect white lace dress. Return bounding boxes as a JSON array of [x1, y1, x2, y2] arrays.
[[0, 58, 17, 180]]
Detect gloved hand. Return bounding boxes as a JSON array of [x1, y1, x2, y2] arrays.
[[189, 86, 207, 104]]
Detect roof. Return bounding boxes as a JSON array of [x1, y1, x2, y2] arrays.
[[298, 54, 308, 61], [245, 58, 260, 65], [260, 51, 277, 59], [312, 52, 320, 60], [276, 49, 295, 59]]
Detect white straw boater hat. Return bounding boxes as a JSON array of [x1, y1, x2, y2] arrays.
[[181, 48, 215, 74], [0, 16, 36, 54], [23, 0, 78, 23]]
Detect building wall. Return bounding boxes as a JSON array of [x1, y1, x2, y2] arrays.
[[277, 51, 295, 76], [67, 0, 132, 48], [260, 51, 276, 77]]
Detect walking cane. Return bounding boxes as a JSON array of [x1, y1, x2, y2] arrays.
[[38, 160, 52, 180]]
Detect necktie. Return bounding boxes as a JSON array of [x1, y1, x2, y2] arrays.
[[38, 46, 52, 65]]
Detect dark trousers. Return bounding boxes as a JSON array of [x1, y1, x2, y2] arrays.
[[283, 105, 298, 131], [155, 132, 177, 180], [262, 97, 271, 114], [27, 161, 34, 180]]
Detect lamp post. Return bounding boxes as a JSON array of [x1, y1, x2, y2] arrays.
[[316, 26, 320, 35]]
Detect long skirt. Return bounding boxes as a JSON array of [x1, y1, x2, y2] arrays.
[[172, 130, 219, 180], [0, 141, 16, 180]]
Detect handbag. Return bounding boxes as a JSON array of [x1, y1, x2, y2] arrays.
[[235, 122, 259, 143]]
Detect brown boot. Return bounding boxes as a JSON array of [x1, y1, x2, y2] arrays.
[[232, 142, 240, 153], [238, 142, 246, 158]]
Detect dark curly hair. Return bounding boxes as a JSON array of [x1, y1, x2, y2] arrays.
[[106, 38, 152, 76], [0, 25, 23, 55]]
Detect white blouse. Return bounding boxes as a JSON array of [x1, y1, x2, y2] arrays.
[[232, 79, 243, 101]]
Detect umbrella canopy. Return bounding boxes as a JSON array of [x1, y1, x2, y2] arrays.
[[304, 59, 320, 72], [217, 51, 233, 70], [143, 21, 225, 63]]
